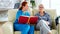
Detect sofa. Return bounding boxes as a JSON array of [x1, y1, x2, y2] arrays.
[[1, 9, 57, 34], [57, 23, 60, 34]]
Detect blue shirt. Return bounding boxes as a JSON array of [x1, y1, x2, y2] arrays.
[[14, 10, 30, 24], [35, 11, 51, 25]]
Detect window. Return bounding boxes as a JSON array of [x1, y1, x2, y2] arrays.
[[51, 0, 60, 16], [41, 0, 60, 16], [41, 0, 50, 9]]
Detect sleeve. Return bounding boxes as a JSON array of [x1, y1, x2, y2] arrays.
[[25, 11, 30, 16], [47, 14, 52, 25], [15, 10, 22, 24], [16, 11, 21, 19]]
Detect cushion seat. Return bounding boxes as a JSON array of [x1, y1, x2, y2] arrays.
[[14, 30, 57, 34]]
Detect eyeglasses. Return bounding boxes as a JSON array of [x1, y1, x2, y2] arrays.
[[39, 7, 44, 8]]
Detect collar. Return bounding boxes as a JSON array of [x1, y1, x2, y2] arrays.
[[38, 11, 46, 16]]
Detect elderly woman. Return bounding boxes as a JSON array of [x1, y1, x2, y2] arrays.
[[35, 4, 52, 34]]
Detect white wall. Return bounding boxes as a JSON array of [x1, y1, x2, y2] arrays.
[[35, 0, 42, 9], [35, 0, 50, 9]]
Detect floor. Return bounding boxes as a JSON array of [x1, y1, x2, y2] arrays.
[[0, 26, 3, 34], [0, 22, 5, 34]]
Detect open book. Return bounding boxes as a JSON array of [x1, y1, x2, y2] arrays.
[[18, 16, 38, 24]]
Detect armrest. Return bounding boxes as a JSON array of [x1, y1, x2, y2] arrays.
[[51, 19, 57, 29], [55, 16, 60, 26], [57, 23, 60, 34], [1, 22, 13, 34]]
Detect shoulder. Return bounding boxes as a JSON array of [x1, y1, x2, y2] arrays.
[[25, 11, 30, 16], [24, 11, 30, 15], [17, 10, 22, 13], [16, 10, 22, 15], [25, 11, 29, 13], [45, 12, 50, 17], [35, 12, 39, 16]]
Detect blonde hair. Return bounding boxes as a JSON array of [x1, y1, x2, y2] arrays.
[[39, 4, 44, 8]]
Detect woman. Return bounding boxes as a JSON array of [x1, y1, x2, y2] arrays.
[[35, 4, 52, 34], [14, 2, 34, 34]]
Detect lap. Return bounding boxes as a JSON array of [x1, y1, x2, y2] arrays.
[[36, 20, 50, 29], [14, 24, 30, 31]]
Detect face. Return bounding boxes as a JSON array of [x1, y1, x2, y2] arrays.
[[39, 4, 44, 12], [23, 4, 28, 11]]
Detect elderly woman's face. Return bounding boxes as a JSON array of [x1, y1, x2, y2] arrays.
[[39, 4, 44, 11]]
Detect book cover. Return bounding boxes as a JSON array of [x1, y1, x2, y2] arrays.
[[18, 16, 38, 24]]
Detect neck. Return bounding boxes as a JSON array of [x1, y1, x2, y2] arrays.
[[39, 11, 44, 16], [39, 11, 44, 14]]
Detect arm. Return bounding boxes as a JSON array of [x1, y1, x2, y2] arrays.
[[25, 11, 30, 16], [47, 14, 52, 26], [16, 10, 22, 19]]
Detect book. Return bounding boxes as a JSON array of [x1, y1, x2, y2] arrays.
[[18, 16, 38, 24]]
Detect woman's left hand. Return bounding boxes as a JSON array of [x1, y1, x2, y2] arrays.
[[46, 21, 50, 25]]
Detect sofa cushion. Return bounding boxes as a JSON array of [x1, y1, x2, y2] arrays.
[[57, 23, 60, 34], [8, 9, 18, 22], [2, 22, 13, 34], [14, 31, 21, 34]]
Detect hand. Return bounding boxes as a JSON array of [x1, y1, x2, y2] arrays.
[[27, 22, 30, 24], [42, 20, 49, 25], [46, 21, 49, 25]]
